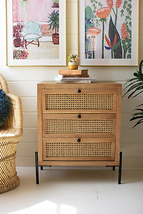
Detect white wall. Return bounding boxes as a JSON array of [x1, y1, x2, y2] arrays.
[[0, 0, 143, 168]]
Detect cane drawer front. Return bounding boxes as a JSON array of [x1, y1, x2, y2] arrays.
[[42, 138, 115, 161], [42, 88, 117, 113], [43, 113, 116, 138]]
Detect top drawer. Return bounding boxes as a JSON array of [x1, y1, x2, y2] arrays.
[[42, 88, 117, 113]]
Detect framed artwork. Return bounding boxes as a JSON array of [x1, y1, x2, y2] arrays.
[[6, 0, 66, 66], [79, 0, 139, 66]]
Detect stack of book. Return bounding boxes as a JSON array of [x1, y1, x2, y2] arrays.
[[59, 69, 89, 77], [54, 69, 97, 83]]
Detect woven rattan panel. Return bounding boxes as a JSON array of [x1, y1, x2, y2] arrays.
[[45, 94, 113, 110], [46, 141, 113, 158], [0, 142, 17, 187], [46, 119, 114, 134]]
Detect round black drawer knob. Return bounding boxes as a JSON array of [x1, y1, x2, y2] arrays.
[[77, 89, 81, 93], [77, 139, 81, 143], [77, 114, 81, 119]]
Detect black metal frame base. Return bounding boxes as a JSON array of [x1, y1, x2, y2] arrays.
[[118, 151, 122, 184], [35, 151, 39, 184], [35, 151, 122, 185]]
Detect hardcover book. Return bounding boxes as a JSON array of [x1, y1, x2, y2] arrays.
[[58, 69, 88, 76]]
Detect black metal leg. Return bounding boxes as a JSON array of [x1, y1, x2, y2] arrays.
[[106, 166, 115, 170], [40, 165, 51, 170], [118, 152, 122, 184], [35, 152, 39, 184]]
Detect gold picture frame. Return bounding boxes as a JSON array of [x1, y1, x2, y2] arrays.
[[6, 0, 66, 66], [78, 0, 139, 66]]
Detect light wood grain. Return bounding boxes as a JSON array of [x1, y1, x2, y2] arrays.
[[37, 82, 122, 167]]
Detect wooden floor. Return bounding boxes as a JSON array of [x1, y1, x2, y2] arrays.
[[1, 167, 143, 214]]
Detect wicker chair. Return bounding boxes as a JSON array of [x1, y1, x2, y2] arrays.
[[0, 74, 23, 193]]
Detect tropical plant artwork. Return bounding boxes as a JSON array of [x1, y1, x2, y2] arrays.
[[7, 0, 66, 66], [79, 0, 139, 66]]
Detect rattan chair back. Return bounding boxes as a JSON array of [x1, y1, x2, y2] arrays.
[[0, 74, 23, 193]]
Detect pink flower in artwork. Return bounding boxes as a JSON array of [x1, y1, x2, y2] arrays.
[[106, 0, 113, 8], [13, 50, 29, 60], [115, 0, 122, 8], [96, 7, 111, 18], [88, 27, 101, 36], [121, 22, 129, 40]]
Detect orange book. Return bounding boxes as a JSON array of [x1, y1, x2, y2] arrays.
[[58, 69, 88, 76]]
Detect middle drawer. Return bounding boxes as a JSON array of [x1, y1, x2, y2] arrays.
[[43, 114, 116, 138]]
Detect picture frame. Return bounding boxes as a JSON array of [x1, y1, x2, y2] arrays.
[[6, 0, 66, 66], [78, 0, 139, 66]]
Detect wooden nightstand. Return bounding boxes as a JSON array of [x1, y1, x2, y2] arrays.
[[35, 81, 122, 184]]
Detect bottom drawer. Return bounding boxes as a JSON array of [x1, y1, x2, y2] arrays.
[[43, 138, 115, 161]]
